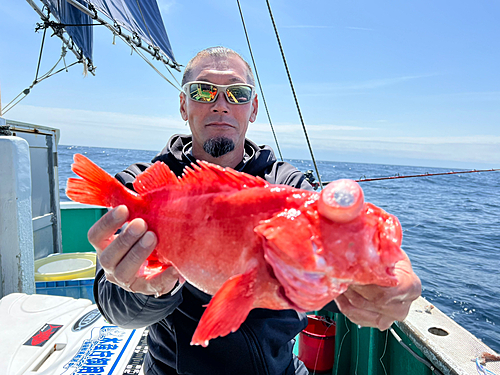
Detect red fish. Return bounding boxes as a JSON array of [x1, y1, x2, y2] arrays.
[[30, 324, 62, 346], [66, 154, 404, 347]]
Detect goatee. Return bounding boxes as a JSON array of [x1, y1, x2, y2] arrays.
[[203, 137, 235, 158]]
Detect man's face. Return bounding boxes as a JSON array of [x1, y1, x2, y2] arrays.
[[179, 55, 258, 160]]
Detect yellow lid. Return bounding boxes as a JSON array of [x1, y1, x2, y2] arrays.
[[34, 252, 96, 281]]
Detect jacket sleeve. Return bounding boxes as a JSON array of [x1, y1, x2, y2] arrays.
[[265, 161, 315, 190], [93, 162, 184, 329], [94, 260, 183, 329]]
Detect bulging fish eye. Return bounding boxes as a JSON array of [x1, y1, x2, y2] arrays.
[[318, 179, 364, 223]]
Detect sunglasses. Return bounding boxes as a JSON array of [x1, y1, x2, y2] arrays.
[[182, 81, 255, 104]]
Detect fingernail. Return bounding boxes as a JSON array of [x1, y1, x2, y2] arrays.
[[140, 231, 156, 248], [112, 205, 127, 221], [129, 219, 146, 236]]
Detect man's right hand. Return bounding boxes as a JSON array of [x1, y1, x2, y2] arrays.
[[89, 205, 180, 297]]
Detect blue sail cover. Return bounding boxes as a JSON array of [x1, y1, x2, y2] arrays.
[[81, 0, 177, 64], [41, 0, 94, 63]]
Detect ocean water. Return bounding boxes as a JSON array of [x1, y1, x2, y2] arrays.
[[58, 145, 500, 353]]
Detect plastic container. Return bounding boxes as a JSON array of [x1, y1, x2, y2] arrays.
[[35, 278, 95, 303], [0, 293, 145, 375], [298, 315, 336, 373], [34, 252, 96, 281]]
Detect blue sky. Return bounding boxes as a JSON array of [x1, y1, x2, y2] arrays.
[[1, 1, 499, 168]]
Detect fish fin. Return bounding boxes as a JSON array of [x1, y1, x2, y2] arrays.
[[255, 211, 322, 272], [181, 161, 268, 192], [133, 160, 180, 194], [66, 154, 140, 207], [255, 212, 336, 310], [190, 266, 258, 347], [132, 160, 267, 195]]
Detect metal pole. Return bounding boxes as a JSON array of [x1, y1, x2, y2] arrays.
[[25, 0, 88, 70]]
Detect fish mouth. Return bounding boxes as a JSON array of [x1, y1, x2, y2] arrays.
[[264, 250, 335, 311]]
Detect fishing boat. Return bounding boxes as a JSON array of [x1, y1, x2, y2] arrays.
[[0, 1, 499, 374]]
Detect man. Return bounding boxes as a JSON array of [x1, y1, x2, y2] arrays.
[[90, 47, 421, 375]]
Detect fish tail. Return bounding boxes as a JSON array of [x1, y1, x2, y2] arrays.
[[66, 153, 140, 208]]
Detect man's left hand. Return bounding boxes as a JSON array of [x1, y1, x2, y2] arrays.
[[334, 252, 421, 331]]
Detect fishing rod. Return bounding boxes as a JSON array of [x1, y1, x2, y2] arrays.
[[306, 168, 500, 189]]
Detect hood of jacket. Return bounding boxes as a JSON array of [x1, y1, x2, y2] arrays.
[[151, 134, 279, 178]]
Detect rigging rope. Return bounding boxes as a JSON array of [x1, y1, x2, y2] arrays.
[[36, 20, 103, 30], [236, 0, 283, 161], [163, 61, 182, 88], [476, 358, 498, 375], [120, 34, 181, 92], [35, 27, 48, 84], [265, 0, 323, 187], [379, 330, 389, 375], [135, 0, 155, 53], [2, 28, 79, 116]]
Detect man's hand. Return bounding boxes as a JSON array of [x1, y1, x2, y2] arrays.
[[89, 205, 179, 297], [334, 252, 421, 330]]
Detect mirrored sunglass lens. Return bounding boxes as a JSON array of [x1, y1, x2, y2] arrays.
[[189, 83, 218, 102], [226, 85, 253, 103]]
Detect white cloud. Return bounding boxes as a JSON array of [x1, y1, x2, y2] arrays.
[[248, 121, 500, 166], [7, 105, 500, 167], [332, 75, 434, 91], [281, 25, 333, 29], [346, 27, 374, 31], [157, 0, 176, 14], [434, 91, 500, 102], [296, 74, 437, 97], [248, 122, 370, 134], [7, 105, 185, 151]]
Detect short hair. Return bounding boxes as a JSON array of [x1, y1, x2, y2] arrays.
[[181, 46, 255, 87]]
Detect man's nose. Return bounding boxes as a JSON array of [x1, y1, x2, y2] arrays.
[[211, 91, 230, 113]]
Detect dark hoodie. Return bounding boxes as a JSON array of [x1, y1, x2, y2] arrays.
[[94, 135, 314, 375]]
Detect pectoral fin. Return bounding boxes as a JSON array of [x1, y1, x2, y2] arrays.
[[190, 266, 258, 347], [255, 209, 323, 271], [255, 209, 334, 310]]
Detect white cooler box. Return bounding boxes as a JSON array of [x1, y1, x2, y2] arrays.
[[1, 293, 147, 375]]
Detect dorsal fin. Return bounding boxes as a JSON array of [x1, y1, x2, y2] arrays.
[[132, 160, 268, 196], [181, 161, 268, 190], [133, 160, 180, 194]]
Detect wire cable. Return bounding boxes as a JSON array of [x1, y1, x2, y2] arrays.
[[3, 32, 79, 116], [34, 27, 48, 84], [121, 35, 181, 92], [135, 0, 155, 50], [265, 0, 323, 187], [163, 60, 182, 88], [236, 0, 283, 161]]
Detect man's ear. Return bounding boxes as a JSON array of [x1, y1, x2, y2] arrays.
[[249, 94, 258, 123], [180, 93, 188, 121]]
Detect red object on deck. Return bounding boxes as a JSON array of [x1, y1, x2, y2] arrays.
[[298, 315, 336, 372]]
